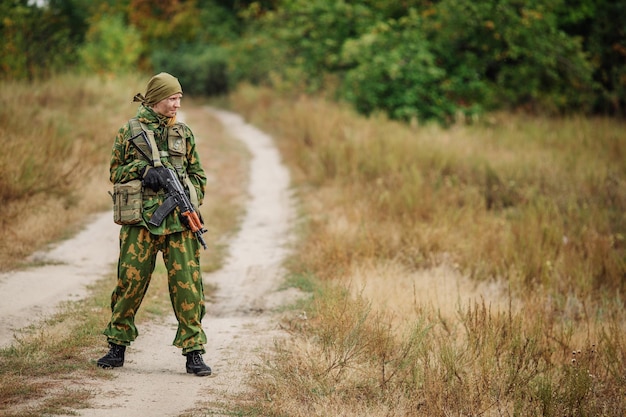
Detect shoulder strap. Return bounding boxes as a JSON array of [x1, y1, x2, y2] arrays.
[[130, 119, 200, 209], [129, 118, 162, 168], [168, 123, 200, 210]]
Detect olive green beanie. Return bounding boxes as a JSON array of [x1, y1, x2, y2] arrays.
[[133, 72, 183, 107]]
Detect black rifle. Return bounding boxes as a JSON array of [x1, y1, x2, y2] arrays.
[[129, 131, 208, 250]]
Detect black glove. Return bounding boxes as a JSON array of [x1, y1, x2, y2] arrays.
[[142, 166, 166, 192], [179, 212, 190, 229]]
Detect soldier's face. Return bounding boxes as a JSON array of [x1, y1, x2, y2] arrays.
[[153, 93, 182, 118]]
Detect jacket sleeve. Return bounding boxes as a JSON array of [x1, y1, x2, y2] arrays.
[[110, 123, 150, 184], [183, 125, 207, 205]]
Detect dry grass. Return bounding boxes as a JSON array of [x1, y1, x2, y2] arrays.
[[0, 74, 141, 271], [225, 85, 626, 416], [0, 278, 114, 417], [0, 77, 249, 274], [230, 85, 626, 296]]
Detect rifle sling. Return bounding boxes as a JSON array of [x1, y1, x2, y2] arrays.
[[146, 129, 163, 168]]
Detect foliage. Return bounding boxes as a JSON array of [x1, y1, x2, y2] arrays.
[[424, 0, 596, 114], [128, 0, 201, 49], [339, 10, 462, 123], [128, 0, 239, 50], [0, 0, 84, 79], [194, 0, 242, 42], [78, 14, 143, 75], [126, 0, 238, 94], [253, 1, 378, 90], [235, 0, 604, 123], [226, 29, 287, 88], [554, 0, 626, 114], [3, 0, 624, 122]]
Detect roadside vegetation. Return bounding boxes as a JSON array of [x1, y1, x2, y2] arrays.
[[0, 75, 249, 416], [0, 74, 135, 271], [223, 86, 626, 416]]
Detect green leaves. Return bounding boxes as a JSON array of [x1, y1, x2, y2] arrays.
[[78, 14, 143, 75], [3, 0, 623, 121], [340, 12, 452, 123]]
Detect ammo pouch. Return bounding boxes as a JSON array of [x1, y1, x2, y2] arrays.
[[111, 179, 143, 225]]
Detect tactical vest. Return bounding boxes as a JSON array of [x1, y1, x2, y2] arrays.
[[128, 118, 200, 210]]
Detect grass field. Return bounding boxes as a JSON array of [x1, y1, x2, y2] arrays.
[[228, 85, 626, 416], [0, 76, 624, 416]]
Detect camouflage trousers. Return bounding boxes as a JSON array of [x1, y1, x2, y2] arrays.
[[103, 226, 207, 355]]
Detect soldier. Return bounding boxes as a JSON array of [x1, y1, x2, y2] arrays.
[[97, 72, 212, 376]]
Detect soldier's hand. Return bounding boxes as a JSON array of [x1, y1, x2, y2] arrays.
[[142, 166, 166, 192], [179, 212, 191, 229]]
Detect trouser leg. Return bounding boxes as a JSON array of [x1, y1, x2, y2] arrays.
[[103, 226, 158, 345], [163, 230, 207, 354]]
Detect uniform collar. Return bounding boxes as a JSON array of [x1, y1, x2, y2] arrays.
[[136, 104, 172, 128]]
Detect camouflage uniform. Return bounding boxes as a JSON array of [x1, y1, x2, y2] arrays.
[[104, 104, 208, 355]]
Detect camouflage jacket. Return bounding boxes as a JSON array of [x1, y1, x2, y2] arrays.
[[110, 105, 207, 235]]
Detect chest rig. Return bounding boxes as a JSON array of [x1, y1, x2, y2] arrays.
[[128, 118, 199, 210]]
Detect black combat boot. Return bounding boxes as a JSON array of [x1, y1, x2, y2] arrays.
[[96, 343, 126, 369], [185, 351, 212, 376]]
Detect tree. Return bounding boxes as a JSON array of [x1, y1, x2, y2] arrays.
[[128, 0, 201, 50], [340, 11, 456, 123], [424, 0, 595, 113], [555, 0, 626, 115], [78, 14, 143, 75], [0, 0, 84, 79]]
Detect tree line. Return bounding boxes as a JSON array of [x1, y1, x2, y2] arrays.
[[2, 0, 624, 123]]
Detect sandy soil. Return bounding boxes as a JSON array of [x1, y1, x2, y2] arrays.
[[0, 108, 298, 416]]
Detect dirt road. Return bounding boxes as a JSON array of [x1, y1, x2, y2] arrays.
[[0, 108, 297, 416]]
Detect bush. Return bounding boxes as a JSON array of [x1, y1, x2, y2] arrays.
[[0, 1, 81, 80], [339, 11, 470, 124], [425, 0, 596, 114], [78, 14, 143, 75]]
